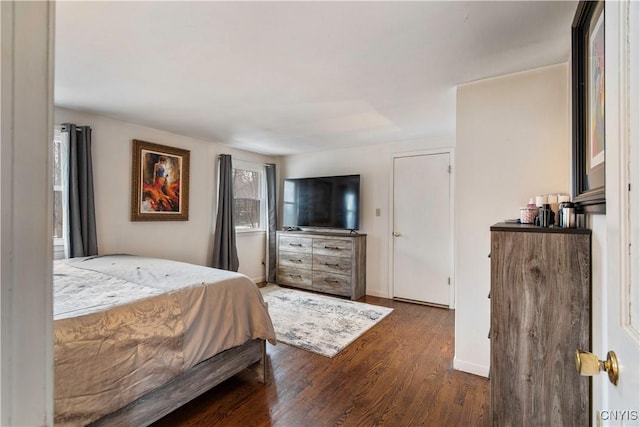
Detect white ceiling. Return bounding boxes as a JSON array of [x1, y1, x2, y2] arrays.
[[55, 1, 577, 156]]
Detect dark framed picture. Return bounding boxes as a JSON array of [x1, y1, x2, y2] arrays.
[[131, 139, 190, 221], [571, 0, 606, 213]]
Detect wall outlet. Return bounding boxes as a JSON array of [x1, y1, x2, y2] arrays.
[[375, 208, 381, 217]]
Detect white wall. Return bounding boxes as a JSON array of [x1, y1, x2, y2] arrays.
[[236, 232, 268, 283], [454, 63, 570, 377], [54, 108, 278, 282], [281, 137, 454, 298]]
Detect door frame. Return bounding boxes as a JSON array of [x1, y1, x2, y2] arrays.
[[0, 2, 55, 423], [591, 1, 640, 422], [388, 148, 456, 308]]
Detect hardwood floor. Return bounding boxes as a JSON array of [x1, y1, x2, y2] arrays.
[[152, 296, 490, 427]]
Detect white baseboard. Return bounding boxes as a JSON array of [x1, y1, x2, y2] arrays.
[[365, 289, 391, 298], [251, 276, 266, 284], [453, 357, 490, 378]]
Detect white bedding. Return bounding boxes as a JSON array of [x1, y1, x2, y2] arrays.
[[54, 255, 276, 426]]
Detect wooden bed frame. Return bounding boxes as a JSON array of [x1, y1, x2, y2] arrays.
[[90, 339, 267, 426]]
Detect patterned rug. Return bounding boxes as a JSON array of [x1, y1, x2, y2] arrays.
[[260, 284, 393, 358]]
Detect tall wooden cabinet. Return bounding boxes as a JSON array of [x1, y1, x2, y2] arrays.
[[490, 223, 591, 426], [276, 231, 366, 300]]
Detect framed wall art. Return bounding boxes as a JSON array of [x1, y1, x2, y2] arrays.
[[131, 139, 190, 221], [571, 0, 606, 213]]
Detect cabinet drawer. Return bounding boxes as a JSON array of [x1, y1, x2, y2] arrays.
[[279, 236, 313, 254], [313, 254, 352, 275], [312, 238, 353, 258], [279, 251, 312, 269], [313, 271, 351, 297], [278, 267, 313, 289]]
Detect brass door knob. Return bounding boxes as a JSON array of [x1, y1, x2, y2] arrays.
[[575, 350, 619, 385], [393, 232, 402, 237]]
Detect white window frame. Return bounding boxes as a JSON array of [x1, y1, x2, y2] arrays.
[[232, 160, 267, 233], [52, 126, 69, 257]]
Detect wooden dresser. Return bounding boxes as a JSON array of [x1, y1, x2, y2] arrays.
[[276, 231, 366, 300], [490, 223, 591, 426]]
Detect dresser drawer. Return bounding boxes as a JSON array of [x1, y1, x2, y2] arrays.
[[313, 271, 351, 297], [313, 254, 352, 275], [279, 251, 312, 269], [312, 238, 353, 258], [279, 236, 313, 254], [278, 267, 313, 289]]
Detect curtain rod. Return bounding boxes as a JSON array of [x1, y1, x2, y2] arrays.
[[218, 154, 274, 166], [61, 125, 90, 131]]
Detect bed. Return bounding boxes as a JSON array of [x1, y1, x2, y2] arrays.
[[53, 255, 276, 426]]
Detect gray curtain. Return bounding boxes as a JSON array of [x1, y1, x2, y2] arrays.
[[63, 123, 98, 257], [266, 163, 277, 283], [212, 154, 239, 271]]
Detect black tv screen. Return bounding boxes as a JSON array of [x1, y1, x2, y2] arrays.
[[282, 175, 360, 230]]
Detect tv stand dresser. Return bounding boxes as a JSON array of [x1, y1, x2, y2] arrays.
[[276, 231, 366, 300]]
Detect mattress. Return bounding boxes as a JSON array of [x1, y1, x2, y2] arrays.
[[53, 255, 276, 426]]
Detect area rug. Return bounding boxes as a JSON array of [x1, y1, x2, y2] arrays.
[[260, 284, 393, 358]]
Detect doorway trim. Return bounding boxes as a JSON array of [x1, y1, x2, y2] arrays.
[[0, 1, 55, 423], [388, 147, 456, 309]]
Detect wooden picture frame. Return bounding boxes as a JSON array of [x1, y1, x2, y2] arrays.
[[131, 139, 190, 221], [571, 0, 606, 213]]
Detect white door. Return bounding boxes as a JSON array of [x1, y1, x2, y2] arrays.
[[597, 2, 640, 423], [392, 152, 451, 306]]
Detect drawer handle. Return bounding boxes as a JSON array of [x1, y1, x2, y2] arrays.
[[324, 246, 341, 250], [289, 274, 303, 279], [289, 259, 303, 263], [289, 243, 303, 247], [323, 263, 340, 267], [325, 279, 340, 283]]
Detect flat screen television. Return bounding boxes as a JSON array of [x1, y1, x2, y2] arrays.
[[282, 174, 360, 230]]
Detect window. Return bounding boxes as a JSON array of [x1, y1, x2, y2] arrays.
[[232, 161, 265, 232], [52, 126, 68, 258], [53, 127, 64, 246]]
